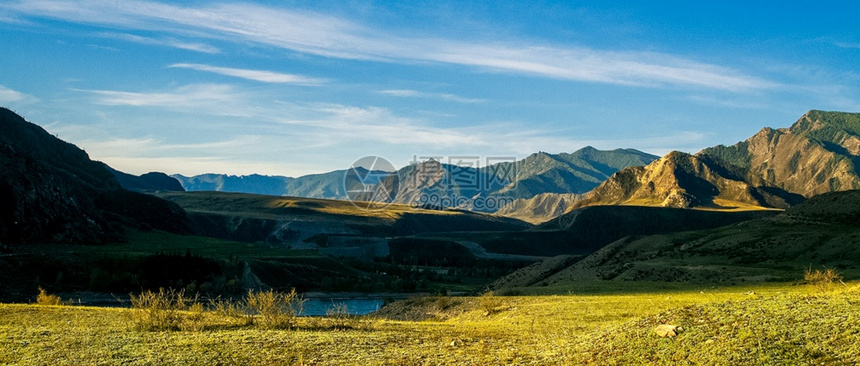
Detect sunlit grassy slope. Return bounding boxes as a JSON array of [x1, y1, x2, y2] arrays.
[[3, 282, 859, 365], [156, 190, 529, 223], [157, 190, 432, 221], [617, 199, 780, 212], [155, 191, 531, 239]]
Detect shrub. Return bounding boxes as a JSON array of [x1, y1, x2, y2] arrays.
[[326, 303, 356, 330], [432, 296, 455, 311], [130, 288, 196, 331], [184, 302, 206, 332], [245, 289, 303, 330], [478, 291, 505, 316], [804, 267, 845, 293], [36, 287, 63, 306], [130, 288, 308, 331], [209, 297, 253, 326]]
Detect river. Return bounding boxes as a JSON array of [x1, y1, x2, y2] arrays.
[[299, 298, 383, 316], [57, 291, 391, 316]]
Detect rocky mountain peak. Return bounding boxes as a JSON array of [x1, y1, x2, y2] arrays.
[[700, 110, 860, 197], [570, 148, 801, 211]]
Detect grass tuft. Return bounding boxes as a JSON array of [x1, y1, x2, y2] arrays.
[[129, 288, 197, 331], [35, 287, 64, 306], [804, 266, 845, 293], [209, 296, 253, 326], [244, 289, 303, 330], [325, 303, 358, 330], [478, 291, 505, 316]]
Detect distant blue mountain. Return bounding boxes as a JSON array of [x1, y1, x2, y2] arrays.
[[173, 173, 293, 196], [173, 147, 659, 212]]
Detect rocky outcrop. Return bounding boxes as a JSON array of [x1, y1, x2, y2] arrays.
[[495, 193, 583, 224], [569, 151, 802, 210], [701, 110, 860, 197], [534, 111, 859, 214]]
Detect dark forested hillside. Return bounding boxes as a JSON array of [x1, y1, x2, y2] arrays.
[[0, 108, 189, 244]]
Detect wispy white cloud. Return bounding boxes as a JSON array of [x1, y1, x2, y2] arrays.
[[73, 83, 273, 121], [0, 85, 37, 103], [278, 104, 485, 148], [0, 12, 32, 24], [72, 135, 285, 158], [86, 43, 120, 52], [379, 89, 486, 103], [65, 78, 707, 157], [77, 83, 248, 111], [2, 0, 774, 91], [425, 44, 776, 91], [57, 76, 709, 175], [276, 103, 701, 156], [48, 127, 324, 175], [688, 95, 768, 110], [835, 42, 860, 49], [69, 83, 489, 149], [99, 32, 220, 53], [168, 63, 326, 85], [60, 114, 699, 176], [49, 88, 700, 175]]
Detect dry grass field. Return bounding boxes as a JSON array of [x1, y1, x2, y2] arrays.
[[2, 277, 858, 365]]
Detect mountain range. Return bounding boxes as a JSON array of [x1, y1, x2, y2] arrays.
[[4, 105, 860, 299], [507, 110, 860, 220], [33, 109, 860, 227], [173, 147, 658, 213], [173, 171, 357, 198], [7, 108, 860, 241], [175, 109, 860, 223]]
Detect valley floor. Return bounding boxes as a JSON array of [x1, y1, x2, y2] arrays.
[[2, 282, 859, 365]]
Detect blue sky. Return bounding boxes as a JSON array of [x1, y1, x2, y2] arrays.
[[1, 1, 858, 176]]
